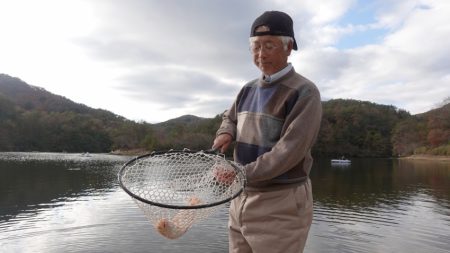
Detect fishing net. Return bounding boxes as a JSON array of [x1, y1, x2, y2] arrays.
[[118, 149, 246, 239]]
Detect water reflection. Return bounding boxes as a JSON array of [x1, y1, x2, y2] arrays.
[[307, 158, 450, 253], [0, 153, 449, 253], [1, 189, 230, 253], [0, 152, 130, 222]]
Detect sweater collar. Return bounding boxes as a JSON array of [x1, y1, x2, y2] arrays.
[[262, 63, 293, 84]]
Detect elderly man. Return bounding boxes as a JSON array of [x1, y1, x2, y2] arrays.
[[212, 11, 322, 253]]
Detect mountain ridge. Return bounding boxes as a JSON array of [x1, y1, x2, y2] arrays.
[[1, 73, 448, 156]]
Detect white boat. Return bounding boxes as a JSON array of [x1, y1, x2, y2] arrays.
[[331, 158, 351, 164]]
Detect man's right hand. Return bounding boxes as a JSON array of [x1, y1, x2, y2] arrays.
[[213, 166, 236, 186], [212, 133, 233, 153]]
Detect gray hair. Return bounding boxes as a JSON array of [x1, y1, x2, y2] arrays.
[[249, 36, 294, 51]]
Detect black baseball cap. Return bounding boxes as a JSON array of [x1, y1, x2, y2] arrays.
[[250, 11, 298, 50]]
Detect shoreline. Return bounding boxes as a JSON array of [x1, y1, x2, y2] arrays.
[[110, 149, 149, 156], [399, 154, 450, 161]]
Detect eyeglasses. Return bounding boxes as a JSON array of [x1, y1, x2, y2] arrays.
[[249, 42, 280, 54]]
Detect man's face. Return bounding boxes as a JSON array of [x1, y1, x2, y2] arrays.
[[250, 35, 292, 76]]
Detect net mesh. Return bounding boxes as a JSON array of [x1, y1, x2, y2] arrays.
[[119, 150, 245, 239]]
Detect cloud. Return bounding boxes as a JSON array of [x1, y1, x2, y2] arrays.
[[115, 65, 241, 109], [74, 0, 263, 77], [294, 0, 450, 114]]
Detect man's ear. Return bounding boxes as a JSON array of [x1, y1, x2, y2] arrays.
[[286, 41, 294, 56]]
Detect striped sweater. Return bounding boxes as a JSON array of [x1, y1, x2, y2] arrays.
[[217, 68, 322, 191]]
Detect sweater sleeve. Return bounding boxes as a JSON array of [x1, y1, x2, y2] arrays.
[[216, 108, 237, 139], [244, 86, 322, 183]]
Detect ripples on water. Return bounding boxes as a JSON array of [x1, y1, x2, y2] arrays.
[[311, 195, 450, 253], [0, 152, 230, 253], [306, 158, 450, 253], [1, 192, 230, 253], [1, 153, 449, 253]]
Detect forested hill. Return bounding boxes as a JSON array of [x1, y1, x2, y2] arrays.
[[0, 74, 148, 152], [0, 74, 220, 153], [315, 99, 449, 157], [0, 73, 448, 157]]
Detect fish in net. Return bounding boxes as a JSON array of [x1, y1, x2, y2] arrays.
[[118, 149, 246, 239]]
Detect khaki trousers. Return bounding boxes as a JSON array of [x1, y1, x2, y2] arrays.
[[228, 179, 313, 253]]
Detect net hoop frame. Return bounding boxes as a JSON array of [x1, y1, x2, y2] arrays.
[[118, 149, 246, 210]]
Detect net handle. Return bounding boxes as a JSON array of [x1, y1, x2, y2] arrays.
[[118, 149, 245, 210]]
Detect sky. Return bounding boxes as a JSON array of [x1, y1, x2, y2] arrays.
[[0, 0, 449, 123]]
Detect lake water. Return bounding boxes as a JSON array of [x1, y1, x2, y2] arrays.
[[1, 152, 449, 253]]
